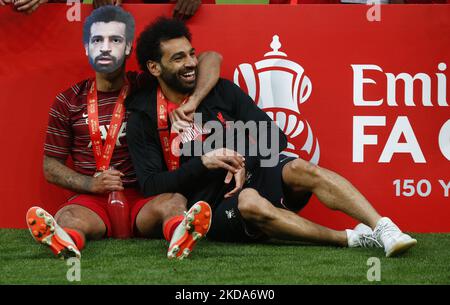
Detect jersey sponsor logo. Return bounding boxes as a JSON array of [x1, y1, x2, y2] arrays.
[[87, 122, 127, 148], [233, 35, 320, 164]]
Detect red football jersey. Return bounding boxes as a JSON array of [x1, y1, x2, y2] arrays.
[[44, 71, 149, 186]]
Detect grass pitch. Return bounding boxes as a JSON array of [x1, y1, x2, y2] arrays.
[[0, 229, 449, 285]]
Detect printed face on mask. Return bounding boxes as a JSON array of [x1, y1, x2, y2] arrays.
[[86, 21, 131, 74]]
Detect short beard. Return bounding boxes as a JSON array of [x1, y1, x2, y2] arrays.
[[160, 64, 196, 95], [89, 54, 124, 74]]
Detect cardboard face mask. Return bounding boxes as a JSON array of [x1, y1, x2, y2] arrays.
[[86, 21, 131, 74]]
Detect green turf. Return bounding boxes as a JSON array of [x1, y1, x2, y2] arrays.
[[0, 229, 449, 285]]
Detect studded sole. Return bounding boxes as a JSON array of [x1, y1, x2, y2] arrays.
[[167, 201, 212, 260]]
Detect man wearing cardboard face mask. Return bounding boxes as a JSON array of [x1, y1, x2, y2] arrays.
[[25, 6, 221, 259]]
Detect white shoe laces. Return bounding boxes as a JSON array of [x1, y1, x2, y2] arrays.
[[374, 222, 400, 241], [359, 234, 382, 248]]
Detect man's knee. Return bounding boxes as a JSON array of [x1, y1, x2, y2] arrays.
[[55, 205, 105, 239], [55, 206, 83, 228], [238, 188, 275, 224], [167, 193, 187, 208], [154, 193, 186, 212], [284, 158, 324, 191], [135, 193, 187, 237], [138, 193, 187, 221]]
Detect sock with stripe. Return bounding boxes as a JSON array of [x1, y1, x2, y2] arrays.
[[163, 215, 184, 242], [64, 228, 85, 250]]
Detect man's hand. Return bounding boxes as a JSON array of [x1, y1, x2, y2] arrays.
[[1, 0, 13, 6], [93, 0, 122, 9], [170, 100, 197, 124], [201, 148, 245, 173], [173, 0, 201, 20], [224, 167, 246, 198], [90, 169, 124, 194], [170, 119, 191, 134], [14, 0, 47, 14]]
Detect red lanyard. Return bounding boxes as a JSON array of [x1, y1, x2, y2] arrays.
[[87, 79, 129, 171], [156, 87, 187, 171]]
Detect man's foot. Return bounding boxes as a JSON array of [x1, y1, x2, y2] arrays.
[[26, 206, 81, 259], [346, 223, 382, 248], [167, 201, 212, 260], [373, 217, 417, 257]]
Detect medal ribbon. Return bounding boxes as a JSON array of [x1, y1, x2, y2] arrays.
[[157, 86, 188, 171], [87, 79, 129, 171]]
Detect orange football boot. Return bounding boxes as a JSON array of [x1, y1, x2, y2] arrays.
[[167, 201, 212, 260], [26, 206, 81, 259]]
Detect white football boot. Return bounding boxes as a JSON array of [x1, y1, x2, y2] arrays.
[[373, 217, 417, 257]]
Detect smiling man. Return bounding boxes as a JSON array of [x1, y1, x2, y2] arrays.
[[25, 6, 221, 259], [127, 17, 417, 259]]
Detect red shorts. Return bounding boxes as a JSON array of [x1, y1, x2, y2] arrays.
[[58, 188, 155, 238]]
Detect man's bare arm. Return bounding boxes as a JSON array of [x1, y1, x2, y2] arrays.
[[43, 155, 93, 193], [43, 155, 124, 194], [191, 51, 223, 107]]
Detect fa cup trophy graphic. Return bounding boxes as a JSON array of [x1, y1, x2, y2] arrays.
[[233, 35, 320, 164]]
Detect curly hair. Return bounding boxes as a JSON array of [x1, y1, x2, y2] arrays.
[[136, 16, 192, 72], [83, 5, 135, 45]]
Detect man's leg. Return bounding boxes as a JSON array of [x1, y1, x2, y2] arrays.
[[134, 193, 187, 238], [280, 158, 416, 256], [282, 158, 382, 229], [134, 193, 212, 260], [237, 188, 348, 246], [55, 204, 107, 244], [27, 203, 106, 258]]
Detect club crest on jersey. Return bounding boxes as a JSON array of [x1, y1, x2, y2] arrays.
[[233, 35, 320, 164], [225, 209, 236, 219]]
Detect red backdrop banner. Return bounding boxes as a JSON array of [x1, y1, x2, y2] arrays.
[[0, 4, 449, 231]]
